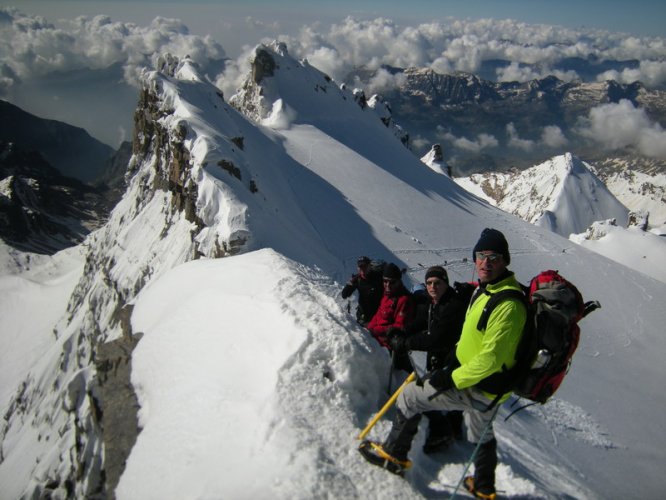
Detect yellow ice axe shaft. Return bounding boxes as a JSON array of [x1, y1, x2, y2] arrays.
[[357, 372, 416, 441]]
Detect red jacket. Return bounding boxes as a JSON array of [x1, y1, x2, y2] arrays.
[[367, 285, 414, 347]]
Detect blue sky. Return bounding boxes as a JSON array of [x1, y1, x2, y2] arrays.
[[14, 0, 666, 57]]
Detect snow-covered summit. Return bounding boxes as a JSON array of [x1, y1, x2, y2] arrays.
[[229, 41, 408, 144], [456, 152, 630, 237]]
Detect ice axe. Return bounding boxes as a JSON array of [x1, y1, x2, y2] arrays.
[[357, 372, 416, 441]]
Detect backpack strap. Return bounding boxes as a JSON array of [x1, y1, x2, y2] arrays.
[[476, 288, 527, 331]]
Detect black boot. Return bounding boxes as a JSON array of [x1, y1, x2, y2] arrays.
[[383, 409, 422, 462], [358, 409, 421, 476], [447, 410, 464, 440], [422, 411, 453, 454], [473, 438, 497, 496]]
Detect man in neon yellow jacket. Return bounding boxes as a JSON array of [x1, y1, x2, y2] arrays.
[[359, 228, 526, 500]]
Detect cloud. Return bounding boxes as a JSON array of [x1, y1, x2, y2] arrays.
[[440, 129, 498, 153], [541, 125, 568, 149], [439, 124, 565, 155], [596, 60, 666, 88], [506, 123, 535, 151], [364, 67, 408, 95], [275, 16, 666, 89], [496, 62, 579, 83], [578, 99, 666, 159], [0, 7, 226, 91], [4, 7, 666, 98], [214, 45, 254, 100], [505, 123, 568, 152]]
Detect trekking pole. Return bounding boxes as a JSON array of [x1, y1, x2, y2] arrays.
[[357, 372, 416, 441], [386, 350, 396, 395], [449, 403, 501, 500]]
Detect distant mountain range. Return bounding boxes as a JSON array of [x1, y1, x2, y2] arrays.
[[348, 67, 666, 174]]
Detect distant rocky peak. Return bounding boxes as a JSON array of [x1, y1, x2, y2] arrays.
[[420, 144, 451, 176], [154, 53, 203, 83], [230, 42, 291, 122]]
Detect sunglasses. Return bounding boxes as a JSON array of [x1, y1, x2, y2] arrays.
[[475, 252, 503, 263]]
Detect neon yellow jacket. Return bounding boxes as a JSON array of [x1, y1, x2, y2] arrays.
[[452, 272, 527, 398]]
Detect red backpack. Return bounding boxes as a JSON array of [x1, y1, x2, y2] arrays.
[[477, 270, 600, 410]]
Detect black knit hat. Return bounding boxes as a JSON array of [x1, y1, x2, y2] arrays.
[[425, 265, 448, 282], [383, 263, 402, 280], [473, 228, 510, 264], [357, 256, 371, 266]]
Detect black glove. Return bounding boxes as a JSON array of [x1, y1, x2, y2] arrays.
[[386, 327, 407, 353], [389, 335, 407, 354], [428, 366, 455, 392]]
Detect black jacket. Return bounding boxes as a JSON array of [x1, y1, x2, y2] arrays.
[[405, 286, 467, 371], [341, 269, 383, 324]]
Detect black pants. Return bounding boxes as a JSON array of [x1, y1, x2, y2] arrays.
[[474, 438, 497, 493], [383, 409, 421, 461]]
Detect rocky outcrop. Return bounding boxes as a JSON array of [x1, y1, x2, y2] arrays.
[[95, 305, 141, 500]]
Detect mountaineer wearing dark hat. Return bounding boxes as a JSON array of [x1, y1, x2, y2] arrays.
[[387, 265, 467, 453], [341, 256, 384, 326], [359, 229, 526, 500], [366, 262, 414, 349]]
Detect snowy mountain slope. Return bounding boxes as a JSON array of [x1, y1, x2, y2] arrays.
[[1, 42, 665, 500], [0, 242, 84, 411], [455, 153, 630, 238], [454, 153, 666, 283], [570, 218, 666, 283]]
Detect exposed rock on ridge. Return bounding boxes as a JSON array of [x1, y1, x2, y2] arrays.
[[0, 55, 258, 498], [230, 42, 409, 145]]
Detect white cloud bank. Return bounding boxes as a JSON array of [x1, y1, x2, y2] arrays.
[[276, 17, 666, 89], [3, 8, 666, 98], [578, 99, 666, 159], [0, 7, 226, 93]]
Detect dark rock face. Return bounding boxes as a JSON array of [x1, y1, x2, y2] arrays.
[[252, 48, 277, 84], [0, 141, 110, 253], [94, 141, 133, 211], [95, 305, 141, 500]]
